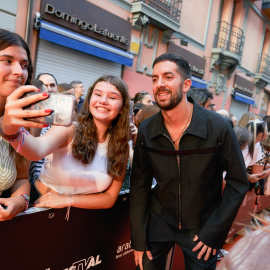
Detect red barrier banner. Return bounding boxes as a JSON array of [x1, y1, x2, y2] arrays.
[[255, 194, 270, 213], [1, 194, 134, 270], [227, 190, 256, 238], [3, 190, 269, 270]]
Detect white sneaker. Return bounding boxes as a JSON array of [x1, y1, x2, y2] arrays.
[[220, 249, 229, 256]]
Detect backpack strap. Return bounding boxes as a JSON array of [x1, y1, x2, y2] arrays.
[[141, 143, 221, 156]]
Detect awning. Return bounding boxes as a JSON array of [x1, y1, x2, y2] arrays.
[[38, 21, 134, 66], [191, 76, 208, 88], [234, 91, 255, 106]]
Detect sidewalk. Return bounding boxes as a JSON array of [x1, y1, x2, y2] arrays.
[[217, 208, 270, 267]]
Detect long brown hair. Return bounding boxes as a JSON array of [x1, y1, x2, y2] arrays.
[[72, 75, 130, 178], [136, 105, 160, 128]]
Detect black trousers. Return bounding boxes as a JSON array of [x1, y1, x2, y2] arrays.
[[136, 211, 218, 270]]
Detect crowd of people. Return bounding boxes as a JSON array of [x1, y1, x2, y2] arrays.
[[0, 28, 270, 269]]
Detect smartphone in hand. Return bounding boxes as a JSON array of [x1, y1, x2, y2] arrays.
[[22, 92, 75, 127]]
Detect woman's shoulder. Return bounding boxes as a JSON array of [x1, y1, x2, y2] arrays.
[[47, 123, 76, 148]]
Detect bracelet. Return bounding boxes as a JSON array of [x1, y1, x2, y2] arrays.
[[0, 127, 22, 141], [1, 127, 29, 153], [16, 128, 29, 153], [18, 193, 30, 211]]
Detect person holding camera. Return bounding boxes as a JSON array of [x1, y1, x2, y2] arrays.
[[0, 29, 34, 220], [1, 75, 130, 214]]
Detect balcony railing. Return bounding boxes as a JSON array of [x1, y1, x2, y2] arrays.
[[257, 53, 270, 76], [133, 0, 182, 22], [213, 21, 244, 57]]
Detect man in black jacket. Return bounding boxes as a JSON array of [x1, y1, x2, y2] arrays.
[[129, 53, 249, 270]]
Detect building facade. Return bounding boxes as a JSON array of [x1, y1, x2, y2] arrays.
[[1, 0, 270, 120]]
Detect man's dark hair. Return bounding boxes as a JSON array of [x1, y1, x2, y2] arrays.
[[58, 83, 73, 93], [133, 103, 145, 116], [186, 88, 213, 107], [36, 73, 58, 85], [152, 53, 192, 81], [31, 79, 45, 89], [70, 80, 82, 87]]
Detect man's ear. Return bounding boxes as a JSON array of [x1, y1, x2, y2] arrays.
[[183, 79, 192, 93]]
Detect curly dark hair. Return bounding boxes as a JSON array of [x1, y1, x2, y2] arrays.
[[72, 75, 130, 178], [186, 88, 213, 107]]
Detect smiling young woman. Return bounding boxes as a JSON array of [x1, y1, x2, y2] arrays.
[[0, 28, 35, 221], [1, 74, 130, 214]]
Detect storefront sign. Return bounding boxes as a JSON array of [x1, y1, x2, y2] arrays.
[[234, 83, 253, 96], [40, 0, 131, 50], [234, 75, 254, 97], [168, 42, 206, 79], [190, 65, 204, 76]]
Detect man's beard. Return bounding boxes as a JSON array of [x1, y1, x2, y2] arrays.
[[155, 86, 183, 111]]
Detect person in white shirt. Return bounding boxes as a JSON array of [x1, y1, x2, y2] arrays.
[[1, 75, 130, 211]]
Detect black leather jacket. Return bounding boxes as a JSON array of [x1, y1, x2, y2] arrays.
[[130, 99, 249, 250]]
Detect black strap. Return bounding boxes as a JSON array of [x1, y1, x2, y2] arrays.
[[141, 143, 221, 156]]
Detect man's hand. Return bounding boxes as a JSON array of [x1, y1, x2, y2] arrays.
[[134, 250, 153, 270], [192, 235, 216, 261]]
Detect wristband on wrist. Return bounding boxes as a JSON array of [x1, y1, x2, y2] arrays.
[[18, 193, 30, 211], [0, 127, 29, 152], [0, 126, 21, 141]]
